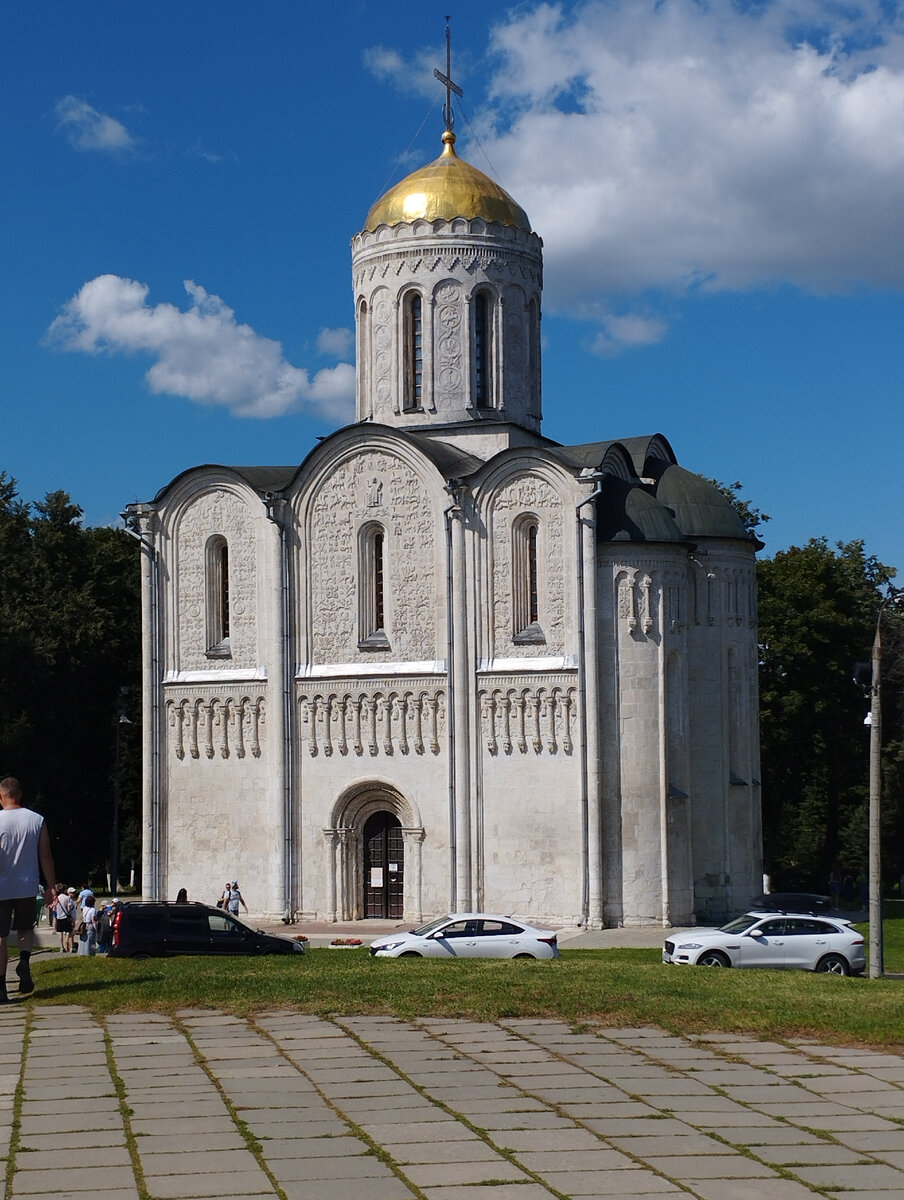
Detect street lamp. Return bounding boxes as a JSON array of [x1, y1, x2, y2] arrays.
[[112, 687, 132, 892], [866, 588, 903, 979]]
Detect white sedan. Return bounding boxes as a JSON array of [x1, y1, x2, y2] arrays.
[[370, 913, 560, 959], [663, 912, 865, 975]]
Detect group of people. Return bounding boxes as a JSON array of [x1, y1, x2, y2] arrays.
[[46, 884, 120, 955]]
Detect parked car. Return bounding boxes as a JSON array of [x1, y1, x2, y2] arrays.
[[748, 891, 832, 914], [108, 902, 306, 958], [370, 913, 559, 959], [662, 912, 864, 974]]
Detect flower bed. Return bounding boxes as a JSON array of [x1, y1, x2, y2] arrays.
[[329, 937, 363, 949]]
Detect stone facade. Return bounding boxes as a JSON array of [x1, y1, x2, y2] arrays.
[[129, 136, 762, 928]]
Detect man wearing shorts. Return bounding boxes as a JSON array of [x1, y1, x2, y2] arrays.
[[0, 778, 55, 1000]]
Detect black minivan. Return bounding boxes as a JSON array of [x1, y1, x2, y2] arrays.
[[109, 902, 306, 958]]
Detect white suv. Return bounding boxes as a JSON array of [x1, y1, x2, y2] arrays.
[[663, 912, 865, 975]]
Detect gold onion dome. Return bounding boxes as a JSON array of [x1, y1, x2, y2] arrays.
[[364, 131, 530, 232]]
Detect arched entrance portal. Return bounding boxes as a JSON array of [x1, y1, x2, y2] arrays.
[[363, 811, 403, 918], [323, 783, 425, 923]]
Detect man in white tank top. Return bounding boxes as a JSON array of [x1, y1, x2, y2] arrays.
[[0, 778, 56, 1000]]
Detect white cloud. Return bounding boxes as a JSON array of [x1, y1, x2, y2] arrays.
[[587, 311, 668, 356], [317, 326, 354, 358], [444, 1, 904, 345], [47, 275, 355, 421], [55, 95, 135, 153], [364, 44, 448, 101]]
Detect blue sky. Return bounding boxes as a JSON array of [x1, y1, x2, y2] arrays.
[[3, 1, 903, 572]]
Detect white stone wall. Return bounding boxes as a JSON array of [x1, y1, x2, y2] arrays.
[[300, 445, 445, 667]]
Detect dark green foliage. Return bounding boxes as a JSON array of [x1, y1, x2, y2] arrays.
[[0, 473, 141, 885], [757, 538, 902, 891]]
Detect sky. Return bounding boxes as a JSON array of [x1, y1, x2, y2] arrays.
[[3, 0, 903, 572]]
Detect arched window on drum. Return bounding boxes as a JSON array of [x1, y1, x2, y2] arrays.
[[402, 291, 423, 412]]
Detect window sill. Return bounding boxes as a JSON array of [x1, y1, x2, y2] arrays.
[[358, 631, 391, 651], [205, 640, 232, 660], [513, 623, 546, 646]]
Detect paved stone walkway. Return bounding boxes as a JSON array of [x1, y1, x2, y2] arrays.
[[3, 1006, 904, 1199]]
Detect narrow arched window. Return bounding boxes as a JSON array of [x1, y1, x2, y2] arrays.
[[205, 535, 231, 657], [474, 291, 491, 406], [512, 515, 545, 643], [358, 523, 390, 649], [403, 292, 423, 411], [356, 298, 371, 419]]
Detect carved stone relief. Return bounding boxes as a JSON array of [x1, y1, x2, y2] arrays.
[[298, 683, 445, 757], [308, 451, 437, 664], [478, 679, 577, 755], [490, 476, 566, 658], [503, 286, 527, 408], [433, 281, 463, 413], [166, 693, 266, 761], [371, 288, 393, 417], [174, 490, 258, 672], [616, 568, 656, 637]]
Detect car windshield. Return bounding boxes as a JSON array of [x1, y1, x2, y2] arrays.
[[719, 915, 760, 933], [411, 916, 451, 936]]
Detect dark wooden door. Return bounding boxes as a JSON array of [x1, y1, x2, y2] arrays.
[[363, 812, 404, 918]]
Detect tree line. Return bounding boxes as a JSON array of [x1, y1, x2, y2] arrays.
[[0, 471, 900, 898], [0, 473, 141, 886]]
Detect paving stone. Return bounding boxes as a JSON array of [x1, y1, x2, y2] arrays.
[[688, 1180, 816, 1200], [539, 1170, 682, 1195], [790, 1163, 904, 1189], [384, 1140, 506, 1164], [606, 1132, 732, 1156], [416, 1187, 550, 1200], [400, 1160, 530, 1186], [516, 1148, 639, 1172], [493, 1128, 605, 1151], [643, 1154, 776, 1178], [139, 1148, 262, 1175], [280, 1179, 416, 1200], [10, 1192, 140, 1200], [258, 1135, 368, 1159], [754, 1142, 867, 1165], [831, 1130, 904, 1152], [272, 1154, 397, 1180], [143, 1170, 276, 1197], [15, 1146, 132, 1169], [11, 1165, 138, 1192]]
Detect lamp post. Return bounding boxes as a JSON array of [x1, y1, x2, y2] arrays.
[[112, 687, 131, 892], [867, 589, 903, 980]]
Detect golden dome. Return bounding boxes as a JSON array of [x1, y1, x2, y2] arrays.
[[364, 131, 530, 232]]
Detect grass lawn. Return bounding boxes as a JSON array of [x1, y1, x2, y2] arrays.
[[26, 909, 904, 1052]]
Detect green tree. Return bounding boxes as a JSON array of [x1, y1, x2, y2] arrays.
[[0, 478, 141, 884], [757, 538, 899, 890]]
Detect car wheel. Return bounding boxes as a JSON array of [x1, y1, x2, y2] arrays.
[[513, 953, 535, 959], [697, 950, 730, 968], [398, 950, 422, 957], [815, 954, 849, 976]]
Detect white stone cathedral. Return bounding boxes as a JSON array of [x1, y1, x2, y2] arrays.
[[129, 124, 762, 928]]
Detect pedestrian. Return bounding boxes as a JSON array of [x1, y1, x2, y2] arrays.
[[95, 903, 112, 954], [217, 881, 231, 909], [52, 883, 75, 953], [0, 778, 55, 1000], [77, 893, 97, 955], [224, 882, 247, 916], [175, 888, 188, 903]]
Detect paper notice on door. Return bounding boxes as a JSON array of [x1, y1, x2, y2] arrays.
[[388, 863, 399, 873], [370, 868, 384, 888]]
